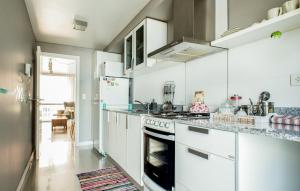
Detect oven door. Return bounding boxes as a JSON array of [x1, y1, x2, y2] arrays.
[[143, 127, 175, 191]]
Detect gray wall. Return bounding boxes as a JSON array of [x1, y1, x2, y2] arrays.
[[37, 42, 93, 142], [0, 0, 36, 190]]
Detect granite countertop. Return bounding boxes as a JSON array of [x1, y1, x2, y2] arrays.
[[103, 108, 148, 116], [103, 108, 300, 142], [175, 119, 300, 143]]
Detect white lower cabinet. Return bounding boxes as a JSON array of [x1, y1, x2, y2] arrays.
[[175, 143, 235, 191], [102, 110, 109, 154], [108, 111, 117, 160], [126, 115, 142, 184], [116, 113, 127, 170], [106, 112, 142, 185]]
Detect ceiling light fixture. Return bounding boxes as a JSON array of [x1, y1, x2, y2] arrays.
[[73, 18, 88, 31]]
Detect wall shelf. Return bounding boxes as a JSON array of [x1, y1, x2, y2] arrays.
[[212, 9, 300, 49]]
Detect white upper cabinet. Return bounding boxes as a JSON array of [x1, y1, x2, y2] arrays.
[[124, 18, 167, 75], [124, 32, 134, 75]]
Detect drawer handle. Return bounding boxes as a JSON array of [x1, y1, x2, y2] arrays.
[[188, 126, 209, 134], [188, 148, 209, 160]]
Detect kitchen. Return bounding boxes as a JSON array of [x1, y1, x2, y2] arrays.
[[92, 0, 300, 191], [2, 0, 300, 191]]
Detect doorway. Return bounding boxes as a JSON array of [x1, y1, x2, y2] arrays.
[[35, 48, 80, 160]]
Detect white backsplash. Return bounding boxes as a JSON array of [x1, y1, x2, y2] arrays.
[[133, 28, 300, 109]]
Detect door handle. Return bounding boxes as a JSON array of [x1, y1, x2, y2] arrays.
[[28, 98, 44, 102], [188, 126, 209, 134], [188, 148, 209, 160]]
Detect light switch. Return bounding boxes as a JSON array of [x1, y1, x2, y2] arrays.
[[291, 74, 300, 86], [82, 93, 87, 100]]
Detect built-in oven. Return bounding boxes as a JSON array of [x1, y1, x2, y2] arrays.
[[143, 126, 175, 191]]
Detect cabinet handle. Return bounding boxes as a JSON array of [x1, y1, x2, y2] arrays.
[[188, 148, 209, 160], [188, 126, 209, 134], [126, 115, 128, 129], [116, 114, 118, 125]]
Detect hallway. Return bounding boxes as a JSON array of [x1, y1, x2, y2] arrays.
[[23, 123, 112, 191]]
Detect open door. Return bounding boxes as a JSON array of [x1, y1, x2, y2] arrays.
[[34, 46, 42, 160]]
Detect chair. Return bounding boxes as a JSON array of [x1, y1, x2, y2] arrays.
[[64, 102, 75, 119]]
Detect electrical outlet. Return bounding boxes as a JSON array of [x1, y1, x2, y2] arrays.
[[290, 74, 300, 86]]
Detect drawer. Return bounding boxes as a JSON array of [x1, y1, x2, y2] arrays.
[[175, 143, 235, 191], [175, 123, 236, 159]]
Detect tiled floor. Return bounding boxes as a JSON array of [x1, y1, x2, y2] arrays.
[[23, 122, 113, 191]]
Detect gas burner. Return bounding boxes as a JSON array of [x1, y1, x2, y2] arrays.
[[152, 111, 210, 120]]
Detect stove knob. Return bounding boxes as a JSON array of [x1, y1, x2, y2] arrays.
[[154, 121, 159, 126], [150, 120, 155, 125], [146, 119, 150, 124], [159, 122, 164, 127], [165, 123, 170, 128]]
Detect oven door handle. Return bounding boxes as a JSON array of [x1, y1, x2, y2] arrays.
[[143, 128, 175, 141]]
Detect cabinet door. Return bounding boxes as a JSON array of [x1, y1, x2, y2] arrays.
[[134, 22, 145, 70], [102, 110, 109, 154], [126, 115, 142, 185], [116, 113, 127, 170], [124, 33, 133, 74], [108, 112, 117, 160], [175, 143, 235, 191]]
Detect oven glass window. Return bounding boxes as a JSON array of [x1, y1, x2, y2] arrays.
[[148, 137, 168, 168], [144, 130, 175, 190]]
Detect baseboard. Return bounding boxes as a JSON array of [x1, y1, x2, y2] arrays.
[[76, 141, 93, 147], [16, 151, 35, 191]]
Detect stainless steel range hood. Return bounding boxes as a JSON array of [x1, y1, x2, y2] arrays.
[[148, 0, 226, 63]]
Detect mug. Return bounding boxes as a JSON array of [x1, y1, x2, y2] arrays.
[[282, 0, 298, 13], [267, 7, 283, 19]]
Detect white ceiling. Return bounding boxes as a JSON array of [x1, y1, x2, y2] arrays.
[[25, 0, 151, 49]]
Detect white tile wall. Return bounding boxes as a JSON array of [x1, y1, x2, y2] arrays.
[[186, 51, 228, 111], [133, 64, 186, 105], [133, 28, 300, 109], [228, 28, 300, 107]]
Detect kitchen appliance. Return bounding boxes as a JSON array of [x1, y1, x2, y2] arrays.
[[143, 112, 210, 191], [148, 0, 226, 62], [149, 99, 158, 113], [93, 74, 130, 155], [143, 115, 175, 191], [162, 81, 176, 113]]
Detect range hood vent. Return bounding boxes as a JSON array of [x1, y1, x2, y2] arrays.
[[148, 0, 226, 63]]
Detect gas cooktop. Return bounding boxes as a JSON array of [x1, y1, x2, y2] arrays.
[[151, 111, 210, 120]]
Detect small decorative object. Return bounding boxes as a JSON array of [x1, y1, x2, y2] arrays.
[[268, 102, 275, 113], [0, 88, 8, 94], [193, 91, 205, 103], [190, 91, 209, 113], [15, 73, 31, 102], [213, 113, 255, 125], [190, 103, 209, 113], [128, 103, 133, 111], [100, 102, 107, 109], [48, 58, 53, 74], [230, 94, 242, 108], [219, 100, 235, 114], [267, 7, 283, 19], [282, 0, 298, 13], [271, 31, 282, 39]]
